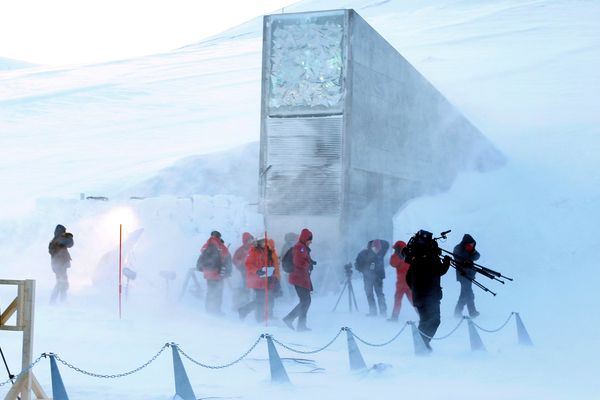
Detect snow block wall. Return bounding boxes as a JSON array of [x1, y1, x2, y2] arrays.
[[259, 9, 503, 267]]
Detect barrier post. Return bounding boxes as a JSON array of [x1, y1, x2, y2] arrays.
[[48, 354, 69, 400], [408, 321, 430, 356], [466, 318, 486, 352], [170, 344, 197, 400], [514, 312, 534, 346], [264, 335, 290, 384], [343, 328, 367, 371]]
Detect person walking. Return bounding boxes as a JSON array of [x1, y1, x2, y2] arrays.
[[404, 230, 451, 350], [238, 238, 281, 322], [355, 239, 389, 317], [388, 240, 413, 321], [282, 228, 315, 331], [453, 234, 481, 318], [49, 224, 74, 304], [232, 232, 254, 307], [197, 230, 231, 316]]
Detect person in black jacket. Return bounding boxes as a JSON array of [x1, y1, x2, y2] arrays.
[[404, 230, 451, 350], [453, 234, 481, 318], [355, 239, 389, 317], [49, 224, 74, 304]]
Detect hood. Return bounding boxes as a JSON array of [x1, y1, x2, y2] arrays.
[[54, 224, 66, 236], [460, 234, 476, 247], [242, 232, 254, 245], [393, 240, 407, 250], [368, 239, 390, 255], [299, 228, 313, 244]]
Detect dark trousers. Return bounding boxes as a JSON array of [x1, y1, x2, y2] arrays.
[[454, 280, 477, 316], [239, 288, 274, 322], [363, 275, 387, 315], [284, 286, 311, 328], [205, 279, 224, 315], [415, 301, 441, 348]]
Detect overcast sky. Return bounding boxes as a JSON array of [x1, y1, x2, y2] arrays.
[[0, 0, 295, 66]]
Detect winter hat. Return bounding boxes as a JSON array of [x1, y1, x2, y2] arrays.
[[211, 230, 222, 239]]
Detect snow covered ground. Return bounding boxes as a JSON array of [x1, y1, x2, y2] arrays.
[[1, 0, 599, 398]]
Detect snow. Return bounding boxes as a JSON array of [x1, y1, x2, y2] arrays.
[[1, 0, 600, 399]]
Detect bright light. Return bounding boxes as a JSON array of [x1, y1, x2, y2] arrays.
[[101, 207, 138, 236]]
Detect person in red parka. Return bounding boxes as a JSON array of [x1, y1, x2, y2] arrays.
[[233, 232, 254, 288], [388, 240, 413, 322], [238, 238, 281, 322], [282, 228, 315, 331], [198, 231, 232, 316]]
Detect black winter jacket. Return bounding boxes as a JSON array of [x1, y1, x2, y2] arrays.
[[453, 234, 480, 282], [405, 245, 449, 306], [355, 240, 390, 280]]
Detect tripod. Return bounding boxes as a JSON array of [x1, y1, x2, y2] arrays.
[[332, 263, 359, 312]]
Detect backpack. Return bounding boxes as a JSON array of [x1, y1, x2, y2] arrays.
[[197, 244, 222, 271], [281, 247, 294, 273]]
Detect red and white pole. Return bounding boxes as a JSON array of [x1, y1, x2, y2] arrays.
[[264, 230, 269, 326]]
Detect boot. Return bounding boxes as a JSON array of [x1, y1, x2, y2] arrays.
[[282, 315, 295, 331]]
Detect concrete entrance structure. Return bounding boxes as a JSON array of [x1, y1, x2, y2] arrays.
[[259, 9, 502, 273]]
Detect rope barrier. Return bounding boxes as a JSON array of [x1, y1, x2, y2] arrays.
[[177, 335, 263, 369], [271, 328, 344, 354], [47, 344, 169, 379], [347, 323, 409, 347], [0, 355, 45, 387], [470, 312, 515, 333]]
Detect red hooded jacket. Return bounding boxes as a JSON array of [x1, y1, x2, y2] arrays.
[[244, 239, 280, 289], [233, 232, 254, 272], [390, 241, 411, 289], [288, 228, 313, 290]]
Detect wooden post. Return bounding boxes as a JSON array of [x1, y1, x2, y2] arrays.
[[1, 279, 49, 400]]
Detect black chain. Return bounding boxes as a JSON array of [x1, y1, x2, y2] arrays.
[[176, 336, 263, 369], [347, 323, 409, 347], [50, 344, 168, 378], [470, 312, 515, 333], [0, 355, 44, 387], [271, 329, 344, 354]]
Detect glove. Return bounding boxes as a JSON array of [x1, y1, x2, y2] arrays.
[[256, 268, 266, 277], [463, 259, 473, 268], [311, 260, 317, 266], [442, 255, 451, 267]]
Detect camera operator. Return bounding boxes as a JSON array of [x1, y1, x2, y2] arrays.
[[403, 230, 451, 350], [453, 234, 481, 318], [49, 224, 74, 304]]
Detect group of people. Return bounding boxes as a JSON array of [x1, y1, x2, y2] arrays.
[[196, 228, 316, 331], [48, 223, 483, 346]]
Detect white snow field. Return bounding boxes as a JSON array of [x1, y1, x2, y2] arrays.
[[1, 0, 599, 399]]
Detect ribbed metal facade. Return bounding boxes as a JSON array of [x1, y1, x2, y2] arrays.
[[264, 116, 343, 215]]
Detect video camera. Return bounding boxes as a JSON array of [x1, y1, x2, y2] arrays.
[[401, 229, 442, 262]]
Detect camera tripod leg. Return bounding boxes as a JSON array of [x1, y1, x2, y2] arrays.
[[332, 281, 348, 312], [348, 280, 359, 312]]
